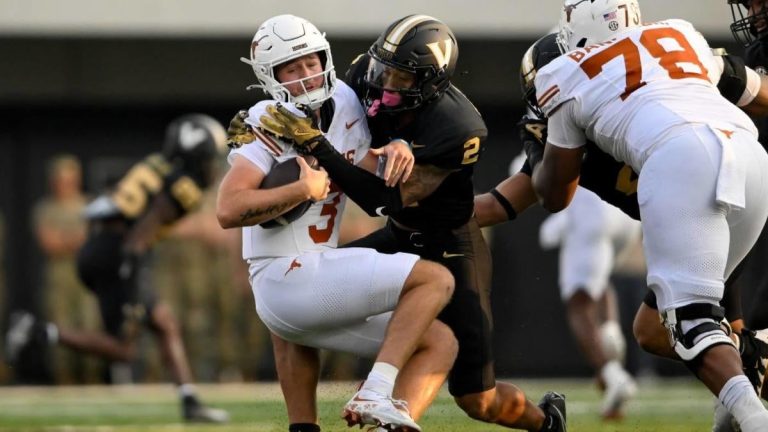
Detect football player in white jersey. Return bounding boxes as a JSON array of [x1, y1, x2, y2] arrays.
[[538, 186, 641, 419], [529, 1, 768, 430], [216, 15, 457, 432]]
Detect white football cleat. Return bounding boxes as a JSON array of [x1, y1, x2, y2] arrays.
[[601, 369, 637, 419], [341, 390, 421, 431]]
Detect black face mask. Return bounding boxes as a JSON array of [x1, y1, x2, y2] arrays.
[[730, 0, 768, 47]]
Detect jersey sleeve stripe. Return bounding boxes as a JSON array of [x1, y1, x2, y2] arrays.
[[537, 85, 560, 107], [252, 128, 284, 157]]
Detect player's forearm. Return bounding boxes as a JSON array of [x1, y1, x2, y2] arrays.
[[532, 161, 574, 212], [474, 173, 538, 227], [123, 194, 181, 254], [309, 138, 404, 217], [216, 183, 310, 228]]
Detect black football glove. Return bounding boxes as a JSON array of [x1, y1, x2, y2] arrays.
[[518, 116, 548, 171], [258, 103, 327, 155], [226, 110, 257, 149]]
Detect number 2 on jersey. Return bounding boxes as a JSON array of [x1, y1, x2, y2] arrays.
[[577, 27, 709, 100]]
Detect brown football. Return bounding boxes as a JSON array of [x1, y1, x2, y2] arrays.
[[259, 156, 318, 228]]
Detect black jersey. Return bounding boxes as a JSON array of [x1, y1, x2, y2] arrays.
[[84, 153, 205, 224], [346, 54, 488, 230], [744, 41, 768, 144], [521, 146, 640, 220]]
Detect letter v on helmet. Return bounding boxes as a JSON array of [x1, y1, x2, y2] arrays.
[[426, 38, 453, 69]]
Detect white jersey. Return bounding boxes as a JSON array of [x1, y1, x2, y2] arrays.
[[228, 81, 371, 259], [539, 187, 641, 300], [536, 19, 758, 172]]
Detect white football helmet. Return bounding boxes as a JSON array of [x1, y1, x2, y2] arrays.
[[241, 14, 336, 109], [556, 0, 642, 53]]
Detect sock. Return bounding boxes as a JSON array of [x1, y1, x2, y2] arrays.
[[600, 360, 625, 387], [289, 423, 320, 432], [361, 362, 399, 397], [719, 375, 768, 431], [600, 321, 626, 361], [179, 384, 197, 399]]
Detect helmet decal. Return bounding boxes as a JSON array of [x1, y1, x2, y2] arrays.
[[557, 0, 642, 53], [382, 14, 435, 52], [178, 122, 209, 151], [426, 39, 454, 69]]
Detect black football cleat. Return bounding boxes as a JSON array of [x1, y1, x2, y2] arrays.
[[182, 395, 230, 423], [538, 391, 567, 432]]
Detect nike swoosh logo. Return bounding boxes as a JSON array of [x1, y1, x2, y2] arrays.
[[293, 129, 314, 137], [411, 143, 426, 148], [442, 252, 465, 258], [345, 118, 360, 130], [375, 206, 387, 216]]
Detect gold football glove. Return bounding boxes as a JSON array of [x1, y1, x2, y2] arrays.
[[259, 104, 325, 152], [226, 110, 257, 149]]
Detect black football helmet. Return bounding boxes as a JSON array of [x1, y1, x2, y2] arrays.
[[520, 33, 561, 119], [364, 15, 458, 113], [162, 114, 227, 187], [729, 0, 768, 47]]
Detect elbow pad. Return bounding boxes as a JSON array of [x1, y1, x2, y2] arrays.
[[309, 138, 403, 216]]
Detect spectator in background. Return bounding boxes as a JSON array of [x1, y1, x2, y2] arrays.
[[32, 155, 102, 384]]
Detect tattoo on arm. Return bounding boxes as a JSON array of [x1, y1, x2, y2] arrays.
[[400, 164, 453, 205], [239, 202, 293, 224]]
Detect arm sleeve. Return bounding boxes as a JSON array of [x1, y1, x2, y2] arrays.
[[309, 138, 403, 217], [740, 66, 762, 106], [716, 54, 761, 107]]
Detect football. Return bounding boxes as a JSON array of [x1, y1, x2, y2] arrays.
[[259, 156, 318, 228]]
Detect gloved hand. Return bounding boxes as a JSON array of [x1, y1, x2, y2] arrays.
[[258, 103, 327, 154], [226, 110, 257, 149], [518, 116, 548, 170]]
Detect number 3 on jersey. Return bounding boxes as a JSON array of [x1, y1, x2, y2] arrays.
[[574, 27, 709, 100]]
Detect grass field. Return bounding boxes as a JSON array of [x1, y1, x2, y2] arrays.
[[0, 378, 725, 431]]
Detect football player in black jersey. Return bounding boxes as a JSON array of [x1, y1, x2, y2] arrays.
[[729, 0, 768, 335], [474, 32, 768, 405], [258, 15, 567, 432], [5, 114, 230, 423]]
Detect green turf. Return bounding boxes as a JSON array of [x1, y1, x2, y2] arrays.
[[0, 378, 723, 431]]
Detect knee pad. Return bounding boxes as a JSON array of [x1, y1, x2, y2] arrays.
[[662, 303, 735, 363]]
